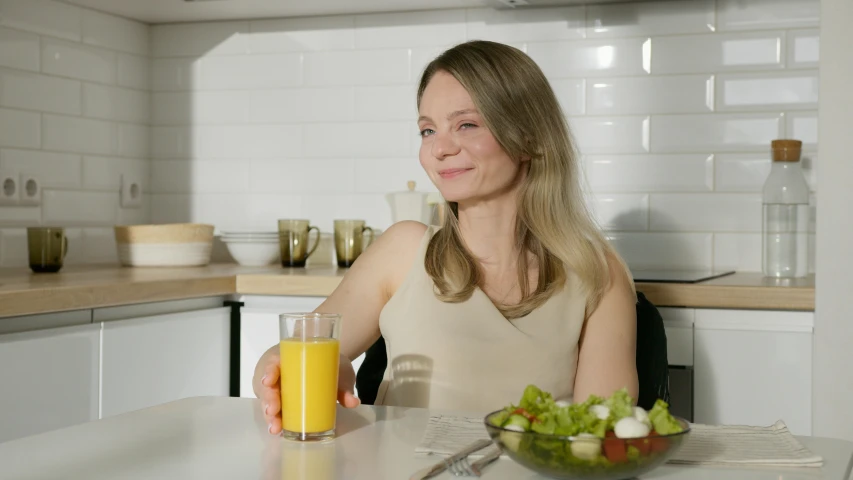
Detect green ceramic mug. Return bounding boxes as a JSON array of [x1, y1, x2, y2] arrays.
[[27, 227, 69, 273]]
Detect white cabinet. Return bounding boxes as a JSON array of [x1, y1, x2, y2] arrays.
[[100, 305, 231, 418], [693, 309, 813, 435], [0, 322, 99, 443]]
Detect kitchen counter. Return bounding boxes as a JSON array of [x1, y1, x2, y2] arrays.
[[0, 264, 815, 318]]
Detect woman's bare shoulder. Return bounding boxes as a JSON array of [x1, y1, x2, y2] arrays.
[[366, 221, 430, 295]]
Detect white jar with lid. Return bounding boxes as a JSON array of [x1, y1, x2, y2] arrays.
[[762, 139, 810, 278]]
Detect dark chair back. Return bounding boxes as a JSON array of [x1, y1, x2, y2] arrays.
[[355, 291, 670, 409]]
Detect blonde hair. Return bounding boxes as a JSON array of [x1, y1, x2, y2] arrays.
[[418, 40, 633, 319]]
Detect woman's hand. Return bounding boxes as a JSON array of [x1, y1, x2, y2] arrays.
[[255, 350, 361, 435]]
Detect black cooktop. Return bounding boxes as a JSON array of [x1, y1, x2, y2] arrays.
[[631, 269, 736, 284]]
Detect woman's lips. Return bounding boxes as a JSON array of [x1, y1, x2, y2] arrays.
[[438, 168, 473, 179]]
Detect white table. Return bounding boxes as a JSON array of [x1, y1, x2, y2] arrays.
[[0, 397, 851, 480]]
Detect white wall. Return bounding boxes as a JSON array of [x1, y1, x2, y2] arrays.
[[814, 0, 853, 442], [0, 1, 150, 267], [150, 0, 820, 272]]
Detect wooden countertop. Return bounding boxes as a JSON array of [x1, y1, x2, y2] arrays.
[[0, 264, 815, 318]]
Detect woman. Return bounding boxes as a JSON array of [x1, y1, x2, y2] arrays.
[[254, 40, 638, 435]]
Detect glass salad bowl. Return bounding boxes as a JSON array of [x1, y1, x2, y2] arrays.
[[484, 411, 690, 480]]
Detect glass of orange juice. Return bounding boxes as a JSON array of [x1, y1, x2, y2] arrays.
[[279, 312, 341, 442]]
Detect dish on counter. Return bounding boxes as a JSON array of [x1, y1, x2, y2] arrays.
[[114, 223, 214, 267], [484, 385, 690, 480]]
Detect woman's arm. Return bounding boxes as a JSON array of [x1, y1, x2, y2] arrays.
[[572, 255, 639, 403], [251, 221, 428, 405]]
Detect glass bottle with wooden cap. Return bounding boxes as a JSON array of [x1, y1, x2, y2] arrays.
[[762, 139, 810, 278]]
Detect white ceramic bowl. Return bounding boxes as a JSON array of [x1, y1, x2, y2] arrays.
[[222, 239, 280, 266], [115, 223, 214, 267]]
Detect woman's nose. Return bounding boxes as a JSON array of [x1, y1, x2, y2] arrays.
[[430, 132, 460, 160]]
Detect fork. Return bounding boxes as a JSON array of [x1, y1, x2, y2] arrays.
[[446, 446, 502, 477]]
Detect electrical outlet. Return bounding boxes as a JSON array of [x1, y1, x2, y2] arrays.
[[0, 170, 19, 205], [19, 173, 41, 206], [120, 174, 143, 209]]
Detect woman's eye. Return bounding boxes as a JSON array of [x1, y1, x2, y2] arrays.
[[460, 123, 477, 130], [419, 128, 435, 137]]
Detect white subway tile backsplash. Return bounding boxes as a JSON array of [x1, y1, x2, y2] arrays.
[[786, 111, 818, 146], [717, 71, 818, 111], [249, 159, 355, 194], [152, 159, 248, 194], [250, 87, 354, 123], [353, 158, 434, 194], [787, 30, 819, 67], [650, 193, 762, 232], [551, 79, 585, 116], [198, 53, 302, 90], [117, 124, 149, 158], [0, 70, 81, 115], [184, 125, 303, 159], [152, 21, 249, 57], [81, 228, 118, 263], [652, 31, 783, 74], [43, 114, 114, 155], [589, 193, 649, 231], [652, 113, 782, 152], [117, 54, 149, 90], [151, 127, 188, 159], [81, 9, 148, 56], [570, 116, 649, 154], [42, 190, 118, 226], [117, 197, 149, 226], [0, 206, 40, 226], [585, 154, 713, 192], [300, 193, 391, 233], [0, 0, 81, 41], [249, 16, 355, 53], [304, 122, 411, 158], [304, 49, 410, 86], [355, 10, 466, 49], [0, 108, 39, 148], [155, 91, 250, 125], [715, 152, 816, 193], [137, 2, 823, 272], [587, 0, 714, 37], [354, 85, 415, 121], [243, 194, 304, 230], [527, 37, 649, 78], [466, 6, 585, 43], [151, 58, 197, 92], [0, 26, 39, 72], [83, 84, 149, 123], [83, 156, 148, 191], [607, 232, 713, 270], [587, 75, 712, 115], [1, 150, 81, 189], [716, 0, 820, 31], [149, 194, 190, 224], [714, 233, 762, 271], [42, 38, 117, 85], [0, 229, 27, 266]]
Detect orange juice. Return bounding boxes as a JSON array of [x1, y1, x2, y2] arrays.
[[280, 338, 340, 434]]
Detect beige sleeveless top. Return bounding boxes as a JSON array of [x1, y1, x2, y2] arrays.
[[375, 227, 588, 411]]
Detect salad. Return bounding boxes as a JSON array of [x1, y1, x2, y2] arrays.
[[486, 385, 686, 472]]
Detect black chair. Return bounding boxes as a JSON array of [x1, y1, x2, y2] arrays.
[[355, 291, 670, 410]]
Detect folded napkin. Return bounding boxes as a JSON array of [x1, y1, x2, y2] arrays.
[[415, 415, 823, 468], [670, 420, 823, 467]]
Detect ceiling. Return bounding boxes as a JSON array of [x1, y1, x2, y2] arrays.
[[61, 0, 491, 24]]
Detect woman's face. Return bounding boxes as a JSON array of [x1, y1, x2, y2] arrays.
[[417, 71, 525, 204]]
